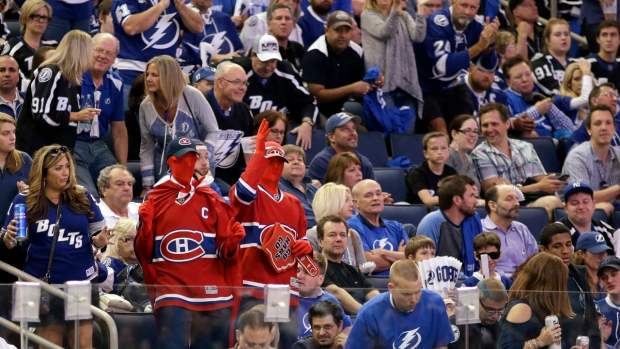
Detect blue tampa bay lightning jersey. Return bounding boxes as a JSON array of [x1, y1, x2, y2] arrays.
[[413, 8, 498, 93], [4, 190, 105, 284], [183, 7, 243, 56], [459, 73, 507, 117], [596, 295, 620, 348]]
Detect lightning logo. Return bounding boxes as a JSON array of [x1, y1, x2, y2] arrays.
[[373, 238, 394, 250], [393, 328, 422, 349], [214, 130, 244, 168], [142, 13, 180, 50], [205, 31, 234, 55]]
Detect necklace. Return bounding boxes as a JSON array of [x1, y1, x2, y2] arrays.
[[157, 98, 169, 122]]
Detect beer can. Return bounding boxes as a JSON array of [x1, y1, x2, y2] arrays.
[[576, 336, 589, 349], [545, 316, 561, 349], [14, 204, 27, 241]]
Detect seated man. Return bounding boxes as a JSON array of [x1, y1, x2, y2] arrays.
[[193, 140, 223, 197], [596, 256, 620, 347], [192, 66, 216, 93], [309, 112, 374, 184], [266, 3, 305, 70], [481, 185, 538, 277], [97, 164, 139, 228], [418, 175, 482, 276], [406, 132, 457, 206], [558, 182, 616, 251], [508, 0, 544, 59], [319, 215, 380, 315], [292, 300, 349, 349], [562, 105, 620, 212], [297, 253, 352, 339], [348, 180, 408, 276], [587, 20, 620, 91], [449, 278, 508, 349], [279, 145, 319, 228], [472, 102, 564, 220], [503, 55, 574, 139], [345, 260, 454, 348], [234, 305, 276, 349], [239, 0, 303, 52]]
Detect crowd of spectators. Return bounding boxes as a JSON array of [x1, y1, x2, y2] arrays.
[[1, 0, 620, 347]]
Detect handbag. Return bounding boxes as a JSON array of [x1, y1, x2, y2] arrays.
[[39, 197, 63, 315], [99, 292, 134, 313]]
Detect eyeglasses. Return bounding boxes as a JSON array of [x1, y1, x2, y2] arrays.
[[239, 337, 270, 349], [480, 301, 505, 315], [120, 237, 135, 244], [456, 129, 481, 136], [29, 14, 50, 22], [476, 251, 500, 260], [94, 48, 117, 58], [270, 128, 285, 136], [602, 92, 619, 99], [220, 77, 250, 86], [48, 146, 69, 158]]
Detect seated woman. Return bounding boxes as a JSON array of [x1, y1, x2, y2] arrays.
[[497, 252, 571, 349], [100, 218, 137, 292], [552, 60, 594, 129], [253, 110, 289, 146], [462, 232, 513, 290], [572, 231, 609, 301]]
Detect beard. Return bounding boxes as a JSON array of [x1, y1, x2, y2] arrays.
[[311, 0, 333, 16], [458, 203, 476, 217], [456, 14, 473, 28]]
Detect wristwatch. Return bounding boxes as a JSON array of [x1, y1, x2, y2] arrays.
[[302, 118, 315, 127]]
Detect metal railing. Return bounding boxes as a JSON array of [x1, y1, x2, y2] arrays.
[[0, 261, 119, 349]]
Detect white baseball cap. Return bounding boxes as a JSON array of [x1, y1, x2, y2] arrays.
[[252, 34, 282, 62]]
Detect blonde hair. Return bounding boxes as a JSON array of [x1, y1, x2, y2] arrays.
[[27, 145, 91, 227], [0, 113, 24, 174], [363, 0, 383, 13], [103, 218, 137, 263], [145, 55, 188, 109], [19, 0, 52, 33], [40, 30, 92, 86], [312, 183, 351, 221], [494, 31, 515, 55], [509, 253, 574, 320], [560, 62, 581, 98]]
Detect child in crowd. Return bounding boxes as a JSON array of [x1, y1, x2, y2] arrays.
[[462, 232, 513, 290], [405, 236, 436, 262]]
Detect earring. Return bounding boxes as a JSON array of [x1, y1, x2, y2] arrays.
[[43, 179, 46, 187]]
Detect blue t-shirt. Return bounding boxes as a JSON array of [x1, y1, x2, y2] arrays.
[[347, 215, 408, 276], [345, 290, 454, 349], [0, 152, 31, 225], [298, 290, 352, 339], [4, 190, 106, 284], [79, 69, 124, 140]]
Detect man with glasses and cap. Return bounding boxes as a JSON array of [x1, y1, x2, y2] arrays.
[[596, 256, 620, 347]]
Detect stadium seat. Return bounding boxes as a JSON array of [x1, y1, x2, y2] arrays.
[[374, 167, 407, 203], [381, 204, 428, 227], [366, 275, 390, 292], [516, 137, 561, 174], [105, 313, 157, 349], [287, 130, 326, 164], [126, 161, 142, 198], [514, 207, 550, 242], [554, 208, 608, 223], [614, 210, 620, 230], [5, 21, 19, 40], [476, 206, 488, 219], [356, 132, 389, 167], [390, 134, 425, 167]]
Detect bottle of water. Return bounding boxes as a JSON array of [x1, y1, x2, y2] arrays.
[[78, 94, 92, 134]]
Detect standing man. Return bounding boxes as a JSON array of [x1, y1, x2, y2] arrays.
[[298, 0, 333, 49], [587, 20, 620, 90], [413, 0, 499, 133], [292, 300, 349, 349], [112, 0, 203, 109], [509, 0, 543, 59], [0, 55, 23, 119], [417, 175, 482, 276], [461, 65, 508, 118], [481, 185, 538, 278], [308, 112, 374, 184], [348, 179, 408, 276], [76, 33, 128, 197], [268, 3, 305, 70], [345, 260, 454, 349]]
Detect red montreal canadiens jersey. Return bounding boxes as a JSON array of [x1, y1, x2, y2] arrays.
[[230, 157, 307, 305], [136, 178, 239, 312]]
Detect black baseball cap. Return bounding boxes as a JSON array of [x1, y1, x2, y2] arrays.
[[598, 256, 620, 277]]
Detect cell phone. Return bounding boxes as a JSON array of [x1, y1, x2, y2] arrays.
[[552, 174, 570, 182]]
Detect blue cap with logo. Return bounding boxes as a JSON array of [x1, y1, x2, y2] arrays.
[[193, 67, 216, 84], [575, 231, 609, 254], [325, 112, 362, 134], [563, 181, 594, 201], [165, 137, 198, 160]]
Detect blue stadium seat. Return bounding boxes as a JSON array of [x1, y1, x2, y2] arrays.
[[516, 137, 561, 174], [356, 132, 389, 167], [126, 161, 142, 198], [554, 208, 608, 223], [5, 21, 19, 40], [366, 276, 390, 292], [614, 210, 620, 230], [287, 130, 327, 164], [107, 313, 157, 349], [476, 206, 488, 219], [390, 134, 425, 167], [381, 204, 428, 227], [374, 167, 407, 203], [514, 207, 550, 242]]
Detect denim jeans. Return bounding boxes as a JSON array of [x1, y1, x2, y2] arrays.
[[74, 139, 118, 197], [44, 17, 90, 42]]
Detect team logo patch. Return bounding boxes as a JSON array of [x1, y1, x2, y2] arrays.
[[159, 229, 206, 262], [335, 11, 348, 20], [595, 234, 605, 243], [0, 44, 9, 55], [451, 325, 460, 343], [179, 137, 191, 145], [38, 68, 53, 83], [434, 14, 449, 27], [248, 16, 258, 27], [393, 328, 422, 349]]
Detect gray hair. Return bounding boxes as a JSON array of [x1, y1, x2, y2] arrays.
[[97, 164, 134, 197]]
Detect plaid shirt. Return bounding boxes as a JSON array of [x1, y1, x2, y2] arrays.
[[472, 138, 546, 185]]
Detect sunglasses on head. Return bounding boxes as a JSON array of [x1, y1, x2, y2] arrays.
[[476, 251, 500, 260], [48, 146, 69, 157]]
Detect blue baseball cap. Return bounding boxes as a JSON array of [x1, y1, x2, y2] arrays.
[[165, 137, 197, 160], [564, 182, 594, 201], [192, 67, 216, 84], [325, 112, 361, 134], [575, 231, 609, 254]]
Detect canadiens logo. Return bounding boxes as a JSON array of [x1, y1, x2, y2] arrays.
[[434, 14, 449, 27], [159, 229, 206, 262], [178, 137, 191, 145], [38, 68, 53, 83], [393, 328, 422, 349]]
